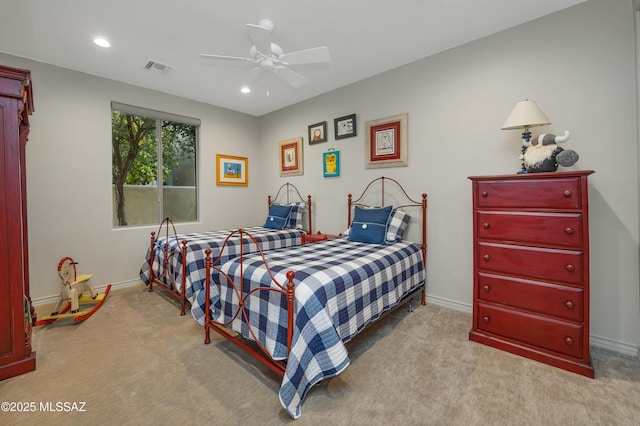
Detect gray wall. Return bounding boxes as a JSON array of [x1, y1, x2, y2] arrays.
[[258, 0, 640, 355]]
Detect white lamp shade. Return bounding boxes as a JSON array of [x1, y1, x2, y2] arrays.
[[501, 99, 551, 130]]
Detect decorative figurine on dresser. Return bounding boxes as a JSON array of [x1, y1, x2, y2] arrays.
[[468, 170, 595, 378], [0, 65, 36, 380], [501, 99, 579, 174]]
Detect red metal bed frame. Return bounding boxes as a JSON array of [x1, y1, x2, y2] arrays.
[[348, 176, 428, 305], [202, 176, 428, 377], [145, 182, 312, 316]]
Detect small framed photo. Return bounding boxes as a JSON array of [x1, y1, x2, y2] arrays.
[[365, 113, 408, 168], [308, 121, 327, 144], [334, 114, 357, 139], [216, 154, 248, 186], [279, 137, 304, 176], [323, 150, 340, 177]]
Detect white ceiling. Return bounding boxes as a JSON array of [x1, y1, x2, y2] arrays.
[[1, 0, 587, 117]]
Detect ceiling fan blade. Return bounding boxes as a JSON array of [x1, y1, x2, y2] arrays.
[[273, 66, 308, 88], [279, 46, 330, 65], [200, 53, 254, 65], [246, 23, 272, 55]]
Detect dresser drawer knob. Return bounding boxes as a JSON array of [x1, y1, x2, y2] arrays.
[[564, 227, 575, 235], [482, 254, 490, 262], [564, 300, 575, 309], [563, 190, 573, 198], [565, 337, 574, 345], [482, 285, 491, 293], [565, 264, 576, 272], [482, 316, 490, 324], [482, 222, 490, 229], [481, 191, 489, 198]]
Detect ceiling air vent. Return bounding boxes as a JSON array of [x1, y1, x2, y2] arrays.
[[144, 60, 174, 75]]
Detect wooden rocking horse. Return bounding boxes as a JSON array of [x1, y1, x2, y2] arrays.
[[35, 257, 111, 326]]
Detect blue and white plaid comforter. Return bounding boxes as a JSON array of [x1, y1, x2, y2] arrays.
[[196, 237, 425, 419], [139, 227, 304, 318]]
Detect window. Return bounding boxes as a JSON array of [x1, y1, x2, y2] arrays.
[[111, 102, 199, 227]]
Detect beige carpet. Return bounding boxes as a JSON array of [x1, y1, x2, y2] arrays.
[[1, 284, 639, 425]]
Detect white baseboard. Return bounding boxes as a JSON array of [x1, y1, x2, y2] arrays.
[[591, 334, 640, 358], [31, 279, 144, 307], [426, 294, 473, 313], [426, 294, 639, 358]]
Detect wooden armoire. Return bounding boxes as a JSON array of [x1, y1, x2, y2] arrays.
[[0, 65, 36, 380]]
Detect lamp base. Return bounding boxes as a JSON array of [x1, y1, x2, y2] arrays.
[[516, 130, 532, 174]]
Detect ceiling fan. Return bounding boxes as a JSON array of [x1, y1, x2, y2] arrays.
[[200, 19, 330, 89]]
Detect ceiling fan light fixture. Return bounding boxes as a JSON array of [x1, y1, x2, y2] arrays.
[[260, 59, 275, 70]]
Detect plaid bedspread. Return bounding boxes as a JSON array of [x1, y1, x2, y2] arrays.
[[139, 227, 304, 318], [196, 237, 425, 418]]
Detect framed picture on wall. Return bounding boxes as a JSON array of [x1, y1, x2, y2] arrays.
[[279, 137, 304, 176], [216, 154, 248, 186], [323, 149, 340, 177], [308, 121, 327, 144], [365, 113, 408, 168], [334, 114, 357, 139]]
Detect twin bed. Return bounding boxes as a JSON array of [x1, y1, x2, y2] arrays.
[[139, 182, 312, 316], [139, 177, 427, 419]]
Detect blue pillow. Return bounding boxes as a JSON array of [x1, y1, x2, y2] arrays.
[[348, 205, 393, 244], [264, 204, 293, 230]]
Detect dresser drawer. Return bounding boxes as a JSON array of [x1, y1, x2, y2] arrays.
[[476, 211, 583, 248], [477, 273, 583, 322], [475, 178, 582, 209], [476, 303, 583, 358], [477, 242, 584, 285]]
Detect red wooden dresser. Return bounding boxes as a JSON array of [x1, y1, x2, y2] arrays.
[[0, 65, 36, 380], [468, 171, 594, 378]]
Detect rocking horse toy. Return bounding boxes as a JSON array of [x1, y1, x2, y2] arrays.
[[34, 257, 111, 326]]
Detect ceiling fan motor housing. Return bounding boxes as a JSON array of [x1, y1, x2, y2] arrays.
[[250, 43, 283, 61]]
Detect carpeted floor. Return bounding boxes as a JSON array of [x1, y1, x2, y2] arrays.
[[1, 284, 639, 425]]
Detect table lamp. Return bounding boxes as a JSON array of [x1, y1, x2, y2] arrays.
[[502, 99, 551, 173]]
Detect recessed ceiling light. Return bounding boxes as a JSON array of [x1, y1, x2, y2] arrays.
[[93, 38, 111, 48], [240, 87, 251, 94]]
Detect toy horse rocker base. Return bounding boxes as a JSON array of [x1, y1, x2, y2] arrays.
[[35, 257, 111, 326]]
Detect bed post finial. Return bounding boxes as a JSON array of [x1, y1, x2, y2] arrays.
[[347, 194, 353, 227]]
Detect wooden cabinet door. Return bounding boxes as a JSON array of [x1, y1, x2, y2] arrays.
[[0, 66, 35, 380], [0, 95, 27, 366]]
